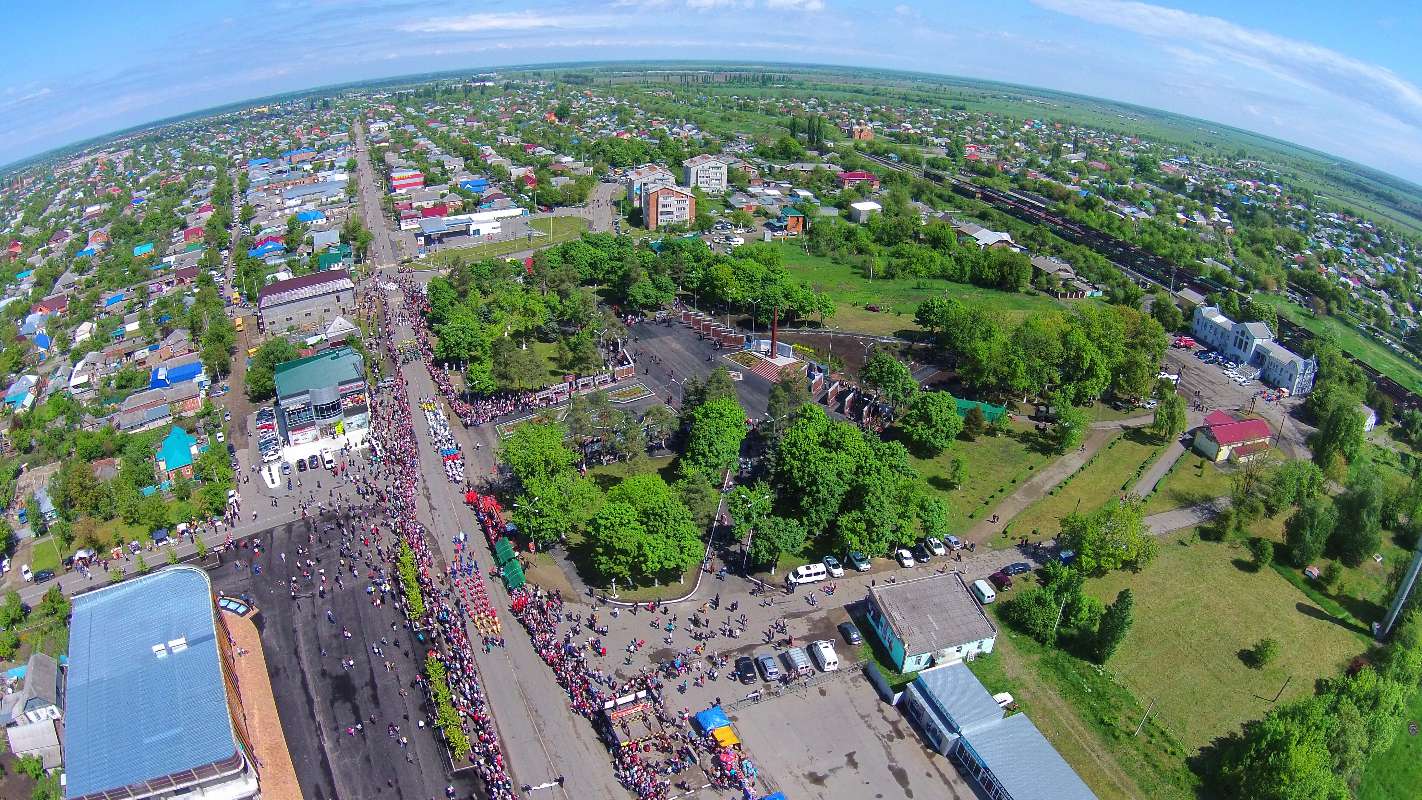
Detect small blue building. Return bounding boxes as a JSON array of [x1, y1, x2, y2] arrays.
[[864, 571, 996, 673]]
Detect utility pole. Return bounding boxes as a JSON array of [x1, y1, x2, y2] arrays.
[[1270, 675, 1292, 703], [1133, 698, 1156, 737]]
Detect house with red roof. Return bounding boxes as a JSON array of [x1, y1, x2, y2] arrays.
[[182, 226, 205, 244], [837, 171, 880, 191], [1193, 410, 1272, 463]]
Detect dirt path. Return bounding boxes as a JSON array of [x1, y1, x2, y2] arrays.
[[964, 427, 1116, 545]]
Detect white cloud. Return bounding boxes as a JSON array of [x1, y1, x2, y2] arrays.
[[894, 4, 914, 15], [766, 0, 825, 9], [398, 11, 613, 34], [1031, 0, 1422, 128]]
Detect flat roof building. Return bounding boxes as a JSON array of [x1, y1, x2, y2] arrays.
[[273, 346, 370, 451], [63, 566, 258, 800], [865, 572, 997, 673]]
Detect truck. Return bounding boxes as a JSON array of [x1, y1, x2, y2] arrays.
[[233, 316, 244, 333]]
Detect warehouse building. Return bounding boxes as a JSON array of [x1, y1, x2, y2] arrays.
[[273, 346, 369, 460], [258, 269, 355, 333], [63, 567, 259, 800], [901, 662, 1097, 800]]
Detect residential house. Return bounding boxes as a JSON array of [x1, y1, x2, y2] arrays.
[[849, 200, 882, 223], [836, 170, 880, 191], [625, 164, 675, 208], [682, 155, 728, 194], [1192, 410, 1272, 463], [864, 572, 997, 672], [154, 426, 199, 481], [643, 185, 696, 231]]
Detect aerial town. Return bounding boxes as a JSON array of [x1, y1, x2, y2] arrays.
[[0, 55, 1418, 800]]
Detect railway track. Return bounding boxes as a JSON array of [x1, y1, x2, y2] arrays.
[[859, 152, 1420, 411]]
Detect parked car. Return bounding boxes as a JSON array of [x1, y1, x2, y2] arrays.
[[781, 647, 813, 678], [971, 579, 997, 604], [322, 452, 335, 470], [945, 535, 963, 551], [895, 548, 915, 568], [735, 656, 757, 684], [1002, 562, 1033, 576], [822, 555, 844, 578], [989, 571, 1013, 590], [924, 536, 947, 557], [837, 621, 863, 646], [20, 564, 32, 582], [226, 442, 236, 456], [33, 570, 54, 584], [307, 455, 320, 470], [755, 654, 781, 682], [296, 459, 307, 472], [847, 552, 871, 572], [809, 640, 840, 672]]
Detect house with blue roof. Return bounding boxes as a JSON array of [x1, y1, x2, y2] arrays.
[[155, 426, 198, 481], [76, 247, 96, 258], [149, 356, 207, 391], [4, 375, 37, 412], [103, 292, 125, 309], [62, 567, 260, 800], [295, 209, 325, 223], [247, 241, 285, 259]]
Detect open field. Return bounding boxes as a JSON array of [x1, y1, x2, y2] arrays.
[[976, 625, 1195, 800], [1004, 431, 1164, 542], [1254, 294, 1422, 394], [911, 422, 1053, 532], [1087, 532, 1369, 751], [774, 242, 1064, 336], [425, 216, 589, 264], [1142, 454, 1236, 515]]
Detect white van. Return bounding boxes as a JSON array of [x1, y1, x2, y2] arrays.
[[785, 562, 829, 586], [971, 579, 997, 605], [810, 640, 840, 672]]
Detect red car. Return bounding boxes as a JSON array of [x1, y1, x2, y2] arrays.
[[989, 571, 1013, 590]]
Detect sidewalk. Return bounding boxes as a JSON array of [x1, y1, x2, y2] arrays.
[[1144, 497, 1230, 535], [225, 609, 303, 800], [963, 427, 1114, 545]]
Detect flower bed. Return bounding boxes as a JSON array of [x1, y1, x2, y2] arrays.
[[607, 382, 653, 403]]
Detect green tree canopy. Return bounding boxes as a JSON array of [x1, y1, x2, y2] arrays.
[[898, 390, 964, 456]]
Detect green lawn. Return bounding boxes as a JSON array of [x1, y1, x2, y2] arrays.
[[25, 536, 60, 573], [1005, 431, 1165, 543], [912, 421, 1052, 532], [1086, 532, 1369, 751], [1357, 683, 1422, 800], [1254, 294, 1422, 394], [774, 242, 1066, 336], [1142, 455, 1237, 515], [426, 216, 589, 264]]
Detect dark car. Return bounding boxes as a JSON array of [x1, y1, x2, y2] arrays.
[[33, 570, 55, 583], [296, 458, 307, 472], [989, 571, 1013, 590], [837, 621, 864, 646], [307, 454, 320, 470], [226, 442, 236, 456], [735, 656, 758, 684], [1002, 562, 1033, 576]]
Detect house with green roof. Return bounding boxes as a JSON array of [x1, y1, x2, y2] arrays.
[[317, 243, 352, 272], [273, 347, 370, 448], [155, 426, 198, 481]]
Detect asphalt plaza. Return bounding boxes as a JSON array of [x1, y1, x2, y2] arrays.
[[212, 511, 480, 800]]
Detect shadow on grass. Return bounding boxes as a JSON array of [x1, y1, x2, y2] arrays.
[[1294, 601, 1372, 637]]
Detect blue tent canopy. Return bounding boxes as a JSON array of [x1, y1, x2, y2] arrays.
[[693, 705, 730, 734]]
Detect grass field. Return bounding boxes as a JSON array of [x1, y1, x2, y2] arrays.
[[1005, 431, 1164, 542], [911, 421, 1053, 531], [1254, 294, 1422, 394], [426, 216, 589, 264], [1357, 684, 1422, 800], [1086, 532, 1369, 751], [774, 242, 1065, 336], [24, 536, 61, 573], [1142, 455, 1236, 515]]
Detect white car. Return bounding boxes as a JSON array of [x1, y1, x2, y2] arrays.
[[215, 431, 225, 443], [895, 549, 916, 568], [924, 537, 947, 557], [809, 640, 840, 672], [822, 555, 845, 578], [20, 564, 32, 583], [322, 451, 336, 470]]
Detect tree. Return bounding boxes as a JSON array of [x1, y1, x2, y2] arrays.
[[587, 474, 702, 584], [961, 405, 987, 440], [1332, 468, 1384, 567], [1266, 460, 1326, 516], [491, 339, 551, 390], [1250, 537, 1275, 570], [860, 352, 919, 407], [683, 396, 747, 476], [1049, 401, 1089, 454], [1149, 292, 1184, 332], [1312, 391, 1365, 469], [1285, 498, 1336, 567], [36, 586, 68, 620], [1215, 698, 1349, 800], [1247, 637, 1280, 669], [499, 422, 576, 487], [641, 405, 676, 449], [764, 367, 810, 439], [1056, 499, 1158, 575], [245, 338, 301, 401], [946, 456, 968, 489], [0, 628, 17, 660], [510, 471, 600, 546], [898, 391, 963, 456], [1095, 589, 1134, 663], [748, 514, 807, 569], [0, 590, 26, 629], [1149, 380, 1187, 442]]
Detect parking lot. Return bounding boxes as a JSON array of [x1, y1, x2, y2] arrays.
[[1162, 343, 1314, 457], [728, 672, 978, 800]]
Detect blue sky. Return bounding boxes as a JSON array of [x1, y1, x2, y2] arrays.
[[4, 0, 1422, 182]]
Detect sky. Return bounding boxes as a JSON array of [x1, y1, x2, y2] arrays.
[[4, 0, 1422, 182]]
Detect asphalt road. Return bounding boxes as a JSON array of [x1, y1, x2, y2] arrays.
[[213, 512, 474, 800]]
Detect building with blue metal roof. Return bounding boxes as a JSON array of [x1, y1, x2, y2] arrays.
[[63, 567, 258, 800]]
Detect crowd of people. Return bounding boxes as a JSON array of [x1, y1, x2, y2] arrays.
[[420, 398, 467, 483], [361, 287, 516, 800]]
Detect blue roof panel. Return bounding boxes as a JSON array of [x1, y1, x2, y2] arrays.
[[64, 567, 240, 798]]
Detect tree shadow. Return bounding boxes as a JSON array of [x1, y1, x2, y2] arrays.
[[1294, 601, 1370, 637], [1230, 558, 1260, 573]]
